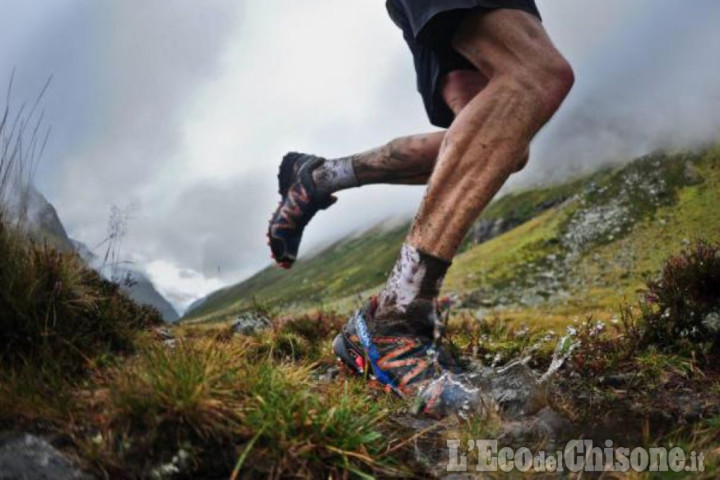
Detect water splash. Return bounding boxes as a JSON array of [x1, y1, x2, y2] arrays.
[[540, 327, 580, 383], [412, 372, 485, 420]]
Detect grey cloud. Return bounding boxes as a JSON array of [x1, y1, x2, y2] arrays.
[[144, 176, 273, 280], [513, 0, 720, 187], [47, 1, 241, 238]]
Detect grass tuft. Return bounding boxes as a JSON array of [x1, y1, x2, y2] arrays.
[[0, 217, 163, 375], [80, 334, 405, 478]]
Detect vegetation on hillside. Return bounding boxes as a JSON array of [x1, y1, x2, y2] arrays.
[[0, 217, 162, 374], [186, 222, 410, 322]]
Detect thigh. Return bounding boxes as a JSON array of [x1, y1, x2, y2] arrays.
[[452, 9, 564, 77]]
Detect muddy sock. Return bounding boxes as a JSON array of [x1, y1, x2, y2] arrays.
[[311, 157, 358, 196], [374, 244, 451, 337]]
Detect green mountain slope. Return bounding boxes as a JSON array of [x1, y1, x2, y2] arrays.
[[444, 147, 720, 328], [185, 222, 410, 321], [184, 146, 720, 324]]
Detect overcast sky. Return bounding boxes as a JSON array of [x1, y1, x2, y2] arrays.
[[2, 1, 719, 313]]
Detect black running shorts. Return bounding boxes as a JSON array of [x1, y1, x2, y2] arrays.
[[386, 0, 541, 128]]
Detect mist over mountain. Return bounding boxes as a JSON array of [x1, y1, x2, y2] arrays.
[[515, 0, 720, 189], [72, 238, 180, 323], [3, 185, 179, 322]]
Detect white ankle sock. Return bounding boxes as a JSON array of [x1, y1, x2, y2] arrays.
[[311, 157, 358, 195]]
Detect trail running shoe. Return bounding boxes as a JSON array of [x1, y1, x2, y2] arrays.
[[267, 152, 337, 268], [333, 298, 479, 417]]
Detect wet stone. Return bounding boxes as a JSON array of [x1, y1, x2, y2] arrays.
[[498, 407, 572, 449], [484, 361, 547, 418], [313, 365, 340, 383], [0, 433, 92, 480], [413, 373, 485, 419]]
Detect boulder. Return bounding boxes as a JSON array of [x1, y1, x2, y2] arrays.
[[0, 433, 92, 480], [232, 312, 271, 336]]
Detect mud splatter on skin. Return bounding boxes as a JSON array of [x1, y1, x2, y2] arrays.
[[311, 156, 358, 196], [309, 132, 444, 193], [374, 244, 450, 337], [351, 132, 444, 185]]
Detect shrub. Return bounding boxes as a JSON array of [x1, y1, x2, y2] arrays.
[[641, 240, 720, 353]]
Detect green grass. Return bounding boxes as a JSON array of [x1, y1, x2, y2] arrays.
[[0, 216, 163, 376], [51, 315, 411, 478], [1, 233, 718, 478], [444, 206, 569, 293], [570, 149, 720, 313]]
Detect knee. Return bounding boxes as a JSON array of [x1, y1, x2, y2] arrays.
[[540, 56, 575, 106], [512, 55, 575, 116]]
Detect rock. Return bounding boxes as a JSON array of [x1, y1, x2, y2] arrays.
[[498, 407, 572, 448], [467, 361, 547, 419], [154, 327, 174, 341], [413, 373, 485, 419], [150, 448, 190, 479], [313, 365, 340, 383], [232, 312, 271, 336], [683, 161, 704, 185], [472, 218, 514, 245], [461, 289, 498, 309], [0, 433, 92, 480], [154, 327, 177, 348], [702, 311, 720, 334], [488, 362, 547, 418], [471, 196, 566, 246], [519, 291, 545, 307]]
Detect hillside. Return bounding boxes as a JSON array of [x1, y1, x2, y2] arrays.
[[185, 146, 720, 323], [6, 186, 179, 322], [4, 147, 719, 478], [185, 221, 410, 321], [72, 239, 180, 323]]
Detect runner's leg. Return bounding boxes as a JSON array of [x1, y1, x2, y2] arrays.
[[376, 9, 573, 321], [407, 9, 574, 260], [312, 70, 489, 192]]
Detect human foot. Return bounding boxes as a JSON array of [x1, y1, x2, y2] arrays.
[[267, 152, 337, 268], [333, 298, 479, 417]]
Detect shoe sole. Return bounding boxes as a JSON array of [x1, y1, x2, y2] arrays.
[[332, 333, 365, 376]]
